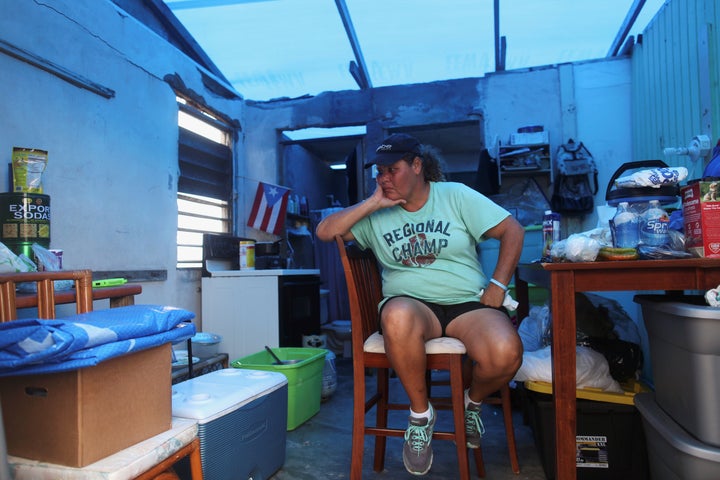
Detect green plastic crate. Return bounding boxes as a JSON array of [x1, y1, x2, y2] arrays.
[[231, 347, 327, 430], [509, 283, 549, 307]]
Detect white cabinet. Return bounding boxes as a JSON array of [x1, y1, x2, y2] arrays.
[[201, 269, 321, 362], [202, 275, 279, 362]]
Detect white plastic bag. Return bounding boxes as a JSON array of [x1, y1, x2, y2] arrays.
[[615, 166, 687, 188], [517, 304, 550, 352], [513, 345, 623, 393], [550, 232, 603, 262]]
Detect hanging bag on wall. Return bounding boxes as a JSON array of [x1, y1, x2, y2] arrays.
[[551, 139, 598, 214]]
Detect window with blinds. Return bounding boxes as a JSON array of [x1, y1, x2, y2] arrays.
[[176, 98, 234, 269]]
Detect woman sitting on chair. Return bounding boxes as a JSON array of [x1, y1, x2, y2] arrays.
[[315, 133, 525, 476]]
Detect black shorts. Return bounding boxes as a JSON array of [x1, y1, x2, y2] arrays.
[[378, 295, 508, 336]]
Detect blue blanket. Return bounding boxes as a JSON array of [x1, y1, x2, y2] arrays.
[[0, 305, 196, 376]]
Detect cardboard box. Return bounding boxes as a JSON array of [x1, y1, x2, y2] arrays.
[[0, 343, 172, 467], [681, 180, 720, 258]]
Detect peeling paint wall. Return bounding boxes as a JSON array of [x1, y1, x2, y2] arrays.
[[0, 0, 243, 320]]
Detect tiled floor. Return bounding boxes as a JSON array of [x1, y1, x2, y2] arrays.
[[274, 356, 549, 479]]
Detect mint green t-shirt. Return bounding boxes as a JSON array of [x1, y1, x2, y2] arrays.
[[350, 181, 510, 305]]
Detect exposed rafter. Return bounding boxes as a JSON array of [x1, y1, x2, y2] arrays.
[[335, 0, 372, 90], [144, 0, 234, 85], [607, 0, 646, 56]]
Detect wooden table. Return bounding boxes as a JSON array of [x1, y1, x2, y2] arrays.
[[515, 258, 720, 480], [15, 284, 142, 310]]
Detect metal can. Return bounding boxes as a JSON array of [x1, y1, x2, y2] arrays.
[[239, 240, 255, 270], [0, 192, 51, 258]]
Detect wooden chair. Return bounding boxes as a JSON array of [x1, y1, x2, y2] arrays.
[[336, 236, 519, 479], [0, 269, 93, 321]]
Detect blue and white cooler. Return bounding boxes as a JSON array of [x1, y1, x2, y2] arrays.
[[171, 368, 288, 480]]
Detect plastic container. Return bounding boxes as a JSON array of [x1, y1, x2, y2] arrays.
[[508, 284, 548, 307], [610, 201, 639, 248], [190, 332, 222, 357], [634, 295, 720, 447], [171, 368, 288, 480], [639, 200, 670, 246], [521, 379, 650, 480], [321, 350, 337, 401], [542, 210, 561, 258], [480, 225, 543, 277], [0, 192, 51, 258], [231, 347, 327, 430], [238, 240, 255, 270], [635, 392, 720, 480]]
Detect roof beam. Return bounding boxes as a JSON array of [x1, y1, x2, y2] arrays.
[[146, 0, 233, 84], [335, 0, 372, 89], [607, 0, 646, 57]]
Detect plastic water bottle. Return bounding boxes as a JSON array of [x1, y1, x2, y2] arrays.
[[542, 210, 561, 258], [639, 200, 670, 246], [287, 195, 296, 214], [611, 202, 639, 248]]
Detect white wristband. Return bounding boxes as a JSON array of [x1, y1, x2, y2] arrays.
[[489, 278, 508, 292]]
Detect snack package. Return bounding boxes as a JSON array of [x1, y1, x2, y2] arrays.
[[15, 243, 72, 292], [32, 243, 63, 271], [0, 241, 35, 273], [12, 147, 48, 193]]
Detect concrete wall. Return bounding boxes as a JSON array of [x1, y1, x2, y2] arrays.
[[0, 0, 243, 322], [246, 57, 633, 235]]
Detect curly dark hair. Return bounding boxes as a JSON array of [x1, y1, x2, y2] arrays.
[[402, 144, 446, 182]]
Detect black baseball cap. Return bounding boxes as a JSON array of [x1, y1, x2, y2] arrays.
[[365, 133, 421, 169]]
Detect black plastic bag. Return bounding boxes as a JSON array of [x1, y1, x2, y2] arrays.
[[586, 337, 643, 382]]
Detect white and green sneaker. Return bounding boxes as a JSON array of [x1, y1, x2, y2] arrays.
[[402, 405, 436, 475], [465, 402, 485, 448]]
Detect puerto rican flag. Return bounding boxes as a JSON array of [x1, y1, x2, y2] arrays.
[[247, 181, 290, 235]]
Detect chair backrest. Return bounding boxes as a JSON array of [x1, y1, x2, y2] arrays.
[[335, 235, 383, 357], [0, 269, 93, 321]]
